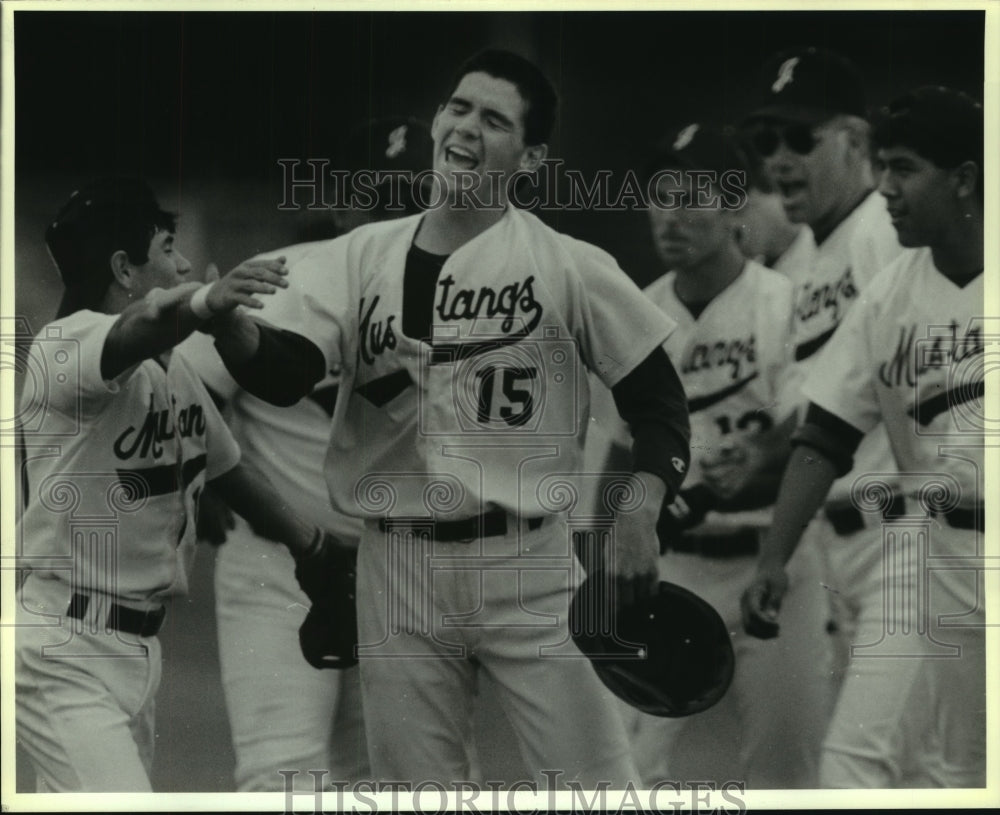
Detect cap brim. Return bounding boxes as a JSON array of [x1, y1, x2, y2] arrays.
[[742, 103, 833, 127]]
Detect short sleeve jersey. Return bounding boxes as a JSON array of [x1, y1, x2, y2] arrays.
[[644, 261, 795, 490], [19, 310, 241, 601], [803, 248, 985, 503], [253, 208, 676, 520]]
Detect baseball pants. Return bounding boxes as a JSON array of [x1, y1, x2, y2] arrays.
[[214, 516, 370, 791], [625, 534, 836, 789], [16, 574, 162, 792], [818, 519, 986, 788], [355, 513, 638, 788]]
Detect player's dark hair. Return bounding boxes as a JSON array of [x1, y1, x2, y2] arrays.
[[46, 177, 177, 316], [871, 87, 983, 171], [446, 49, 557, 146]]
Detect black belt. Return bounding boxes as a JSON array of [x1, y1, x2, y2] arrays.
[[668, 529, 759, 559], [824, 493, 905, 536], [66, 593, 166, 638], [378, 510, 544, 543], [936, 505, 984, 531]]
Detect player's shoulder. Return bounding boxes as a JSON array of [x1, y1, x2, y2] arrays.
[[865, 246, 929, 301], [33, 308, 116, 345], [741, 259, 794, 294], [642, 270, 676, 301], [512, 208, 620, 270]]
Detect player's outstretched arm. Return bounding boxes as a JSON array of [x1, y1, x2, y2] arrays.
[[209, 459, 323, 560], [740, 402, 861, 638], [100, 258, 288, 381]]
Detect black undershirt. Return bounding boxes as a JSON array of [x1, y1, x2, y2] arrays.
[[401, 244, 449, 341]]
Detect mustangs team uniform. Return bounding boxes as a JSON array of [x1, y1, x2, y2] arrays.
[[175, 332, 369, 790], [802, 248, 986, 787], [16, 310, 240, 791], [622, 262, 834, 788], [254, 206, 674, 784], [783, 190, 905, 653]]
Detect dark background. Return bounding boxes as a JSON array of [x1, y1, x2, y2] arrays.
[[15, 10, 985, 327], [10, 8, 987, 794]]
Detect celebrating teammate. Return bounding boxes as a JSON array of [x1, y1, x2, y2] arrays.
[[592, 124, 834, 788], [741, 86, 986, 788], [740, 46, 906, 675], [208, 49, 691, 786], [176, 118, 433, 790], [14, 178, 339, 791]]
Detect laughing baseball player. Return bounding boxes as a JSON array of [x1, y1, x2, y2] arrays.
[[741, 86, 986, 788], [205, 49, 692, 786], [15, 178, 334, 791]]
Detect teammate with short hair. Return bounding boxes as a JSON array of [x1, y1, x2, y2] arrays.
[[15, 178, 326, 791], [741, 86, 986, 788], [209, 48, 692, 786], [594, 124, 834, 788], [176, 118, 433, 790], [741, 46, 906, 676]]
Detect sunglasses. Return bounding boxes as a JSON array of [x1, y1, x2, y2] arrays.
[[749, 123, 821, 157]]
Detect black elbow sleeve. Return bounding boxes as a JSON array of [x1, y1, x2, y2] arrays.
[[224, 326, 325, 406]]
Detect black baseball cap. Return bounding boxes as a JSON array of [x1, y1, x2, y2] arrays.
[[645, 123, 750, 185], [340, 116, 433, 177], [872, 86, 983, 169], [744, 46, 867, 125]]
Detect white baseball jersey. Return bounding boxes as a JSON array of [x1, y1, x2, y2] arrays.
[[771, 223, 816, 278], [175, 329, 361, 539], [804, 248, 984, 504], [782, 190, 906, 501], [645, 261, 795, 492], [19, 310, 241, 601], [254, 207, 676, 521]]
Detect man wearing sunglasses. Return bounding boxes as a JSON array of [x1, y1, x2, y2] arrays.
[[741, 47, 906, 688], [741, 86, 985, 788]]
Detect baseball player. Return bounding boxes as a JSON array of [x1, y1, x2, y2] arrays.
[[740, 47, 906, 676], [741, 86, 986, 788], [591, 125, 834, 788], [14, 178, 330, 792], [176, 118, 433, 791], [207, 49, 692, 786]]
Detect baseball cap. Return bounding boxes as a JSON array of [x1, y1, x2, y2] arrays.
[[46, 177, 175, 317], [744, 46, 867, 125], [340, 116, 433, 177], [872, 86, 983, 169], [644, 123, 750, 185]]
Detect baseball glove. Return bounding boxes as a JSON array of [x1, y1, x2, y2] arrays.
[[570, 571, 734, 717], [294, 532, 359, 670]]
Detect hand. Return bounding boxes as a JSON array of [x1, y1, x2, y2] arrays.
[[196, 484, 235, 546], [610, 472, 664, 608], [740, 561, 789, 639], [700, 437, 759, 501], [204, 256, 289, 314]]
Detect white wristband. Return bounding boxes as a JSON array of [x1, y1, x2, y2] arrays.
[[189, 284, 215, 321]]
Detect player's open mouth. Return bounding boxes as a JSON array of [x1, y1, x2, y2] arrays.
[[445, 146, 479, 170]]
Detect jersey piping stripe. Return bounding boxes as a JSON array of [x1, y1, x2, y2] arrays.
[[686, 372, 759, 414], [428, 329, 533, 365], [794, 324, 838, 361], [115, 454, 207, 498], [908, 379, 984, 427], [354, 369, 413, 406]]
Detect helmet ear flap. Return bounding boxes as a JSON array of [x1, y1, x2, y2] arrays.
[[570, 572, 735, 718]]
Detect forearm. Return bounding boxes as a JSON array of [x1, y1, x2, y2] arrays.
[[210, 462, 317, 558], [213, 319, 324, 406], [758, 446, 837, 569], [101, 283, 206, 379]]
